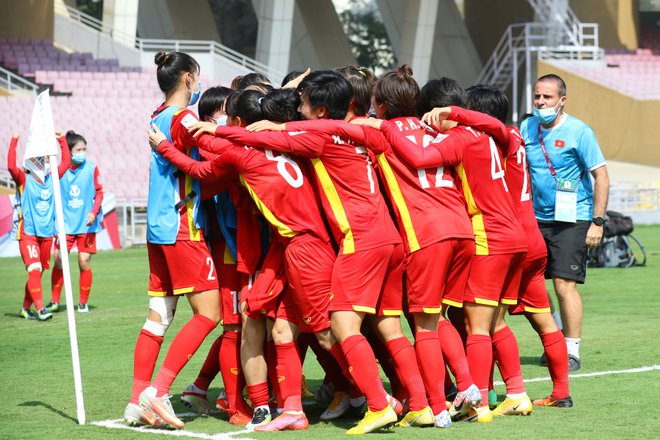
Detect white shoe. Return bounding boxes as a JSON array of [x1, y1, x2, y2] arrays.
[[139, 386, 184, 429], [123, 403, 158, 426], [78, 303, 89, 313], [320, 391, 350, 420], [180, 384, 210, 415], [449, 384, 481, 420], [434, 409, 452, 428]]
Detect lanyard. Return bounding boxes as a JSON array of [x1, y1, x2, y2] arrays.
[[537, 124, 583, 181]]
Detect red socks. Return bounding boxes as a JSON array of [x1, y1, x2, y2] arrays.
[[246, 382, 270, 408], [492, 326, 525, 395], [27, 270, 44, 310], [386, 336, 428, 411], [415, 331, 446, 414], [194, 335, 222, 392], [438, 319, 473, 391], [152, 314, 217, 396], [79, 268, 92, 304], [540, 330, 570, 398], [219, 331, 247, 413], [130, 329, 164, 404], [51, 267, 63, 303], [23, 285, 32, 309], [466, 334, 492, 406], [276, 342, 303, 412], [266, 340, 283, 408], [341, 335, 389, 412]]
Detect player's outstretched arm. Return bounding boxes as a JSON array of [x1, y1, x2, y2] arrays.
[[445, 106, 509, 146], [56, 132, 71, 177], [381, 120, 458, 168], [7, 134, 26, 187], [210, 125, 324, 158], [148, 124, 216, 180]]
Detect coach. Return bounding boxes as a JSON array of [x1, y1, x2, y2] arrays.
[[521, 74, 609, 372]]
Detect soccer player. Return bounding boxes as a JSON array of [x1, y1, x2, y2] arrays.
[[272, 65, 479, 428], [150, 88, 343, 432], [123, 51, 220, 430], [358, 78, 530, 423], [48, 130, 103, 314], [8, 131, 70, 321], [448, 85, 572, 408], [194, 70, 433, 434]]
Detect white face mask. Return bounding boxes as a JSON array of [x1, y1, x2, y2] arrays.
[[533, 100, 563, 124]]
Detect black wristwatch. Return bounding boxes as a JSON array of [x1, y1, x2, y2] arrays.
[[592, 217, 606, 226]]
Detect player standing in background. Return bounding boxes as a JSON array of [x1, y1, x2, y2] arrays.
[[48, 130, 103, 314], [7, 131, 70, 321], [122, 51, 220, 430]]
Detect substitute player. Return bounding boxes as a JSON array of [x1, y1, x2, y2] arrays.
[[8, 131, 70, 321], [48, 130, 103, 313], [123, 51, 220, 430]]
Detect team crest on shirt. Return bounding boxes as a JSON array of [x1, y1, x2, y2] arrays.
[[70, 184, 81, 197], [68, 184, 84, 209], [36, 189, 51, 213], [180, 113, 198, 129]]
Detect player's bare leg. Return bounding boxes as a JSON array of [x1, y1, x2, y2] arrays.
[[240, 312, 271, 429]]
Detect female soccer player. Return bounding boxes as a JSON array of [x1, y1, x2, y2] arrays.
[[122, 51, 220, 430], [48, 130, 103, 313], [8, 131, 70, 321]]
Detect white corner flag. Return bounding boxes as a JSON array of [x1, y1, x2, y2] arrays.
[[25, 90, 86, 425]]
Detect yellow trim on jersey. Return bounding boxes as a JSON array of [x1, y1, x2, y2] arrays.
[[148, 290, 167, 297], [173, 286, 195, 295], [310, 158, 354, 254], [474, 297, 499, 306], [16, 185, 24, 240], [441, 299, 463, 308], [455, 164, 489, 255], [376, 154, 420, 253], [353, 305, 376, 314], [500, 298, 517, 305], [184, 147, 201, 242], [422, 307, 442, 314], [224, 242, 236, 265], [381, 309, 403, 316], [524, 306, 551, 314], [239, 177, 297, 238]]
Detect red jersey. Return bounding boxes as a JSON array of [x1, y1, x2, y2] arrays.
[[213, 125, 401, 254], [382, 117, 527, 256], [284, 118, 474, 254], [447, 107, 546, 259], [156, 135, 330, 244]]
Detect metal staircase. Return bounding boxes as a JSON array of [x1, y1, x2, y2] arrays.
[[477, 0, 602, 122]]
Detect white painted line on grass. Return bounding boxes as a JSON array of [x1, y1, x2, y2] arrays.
[[90, 418, 254, 440], [493, 364, 660, 386], [93, 365, 660, 438]]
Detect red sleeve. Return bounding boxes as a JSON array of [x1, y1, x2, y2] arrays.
[[381, 120, 463, 168], [448, 106, 509, 147], [215, 125, 325, 157], [361, 126, 389, 155], [7, 137, 25, 187], [170, 109, 199, 151], [90, 166, 103, 216], [57, 136, 71, 177], [156, 139, 222, 181], [197, 133, 235, 156], [285, 119, 367, 142], [199, 146, 219, 161]]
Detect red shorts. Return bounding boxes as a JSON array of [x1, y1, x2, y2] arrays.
[[278, 234, 335, 333], [19, 234, 53, 270], [147, 240, 218, 297], [406, 238, 474, 313], [330, 243, 404, 316], [509, 256, 552, 315], [210, 238, 245, 326], [464, 252, 526, 306], [55, 233, 97, 254], [244, 239, 287, 321]]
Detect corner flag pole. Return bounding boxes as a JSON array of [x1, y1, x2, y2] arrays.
[[24, 90, 86, 425]]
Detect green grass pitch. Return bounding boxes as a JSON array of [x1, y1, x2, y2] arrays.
[[1, 225, 659, 439]]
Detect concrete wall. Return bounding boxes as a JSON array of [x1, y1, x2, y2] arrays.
[[137, 0, 220, 41], [571, 0, 639, 49], [539, 59, 660, 166], [0, 0, 54, 39]]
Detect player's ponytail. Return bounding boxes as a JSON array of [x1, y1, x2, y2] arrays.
[[335, 65, 374, 117], [374, 64, 420, 119], [65, 130, 86, 151], [225, 89, 265, 126], [154, 51, 200, 97]]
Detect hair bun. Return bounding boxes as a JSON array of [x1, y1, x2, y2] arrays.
[[154, 51, 169, 67], [398, 64, 413, 77], [66, 130, 76, 135]]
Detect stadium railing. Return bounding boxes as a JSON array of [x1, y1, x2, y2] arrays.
[[0, 65, 38, 95]]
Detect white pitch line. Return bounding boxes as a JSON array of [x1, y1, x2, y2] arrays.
[[93, 365, 660, 438], [493, 364, 660, 386], [90, 418, 255, 440]]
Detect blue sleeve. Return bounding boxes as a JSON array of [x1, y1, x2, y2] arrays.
[[577, 125, 605, 171]]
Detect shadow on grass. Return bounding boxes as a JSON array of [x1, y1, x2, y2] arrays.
[[19, 401, 78, 423], [520, 355, 544, 366]]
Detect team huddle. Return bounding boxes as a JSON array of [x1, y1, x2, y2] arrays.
[[112, 50, 584, 435]]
